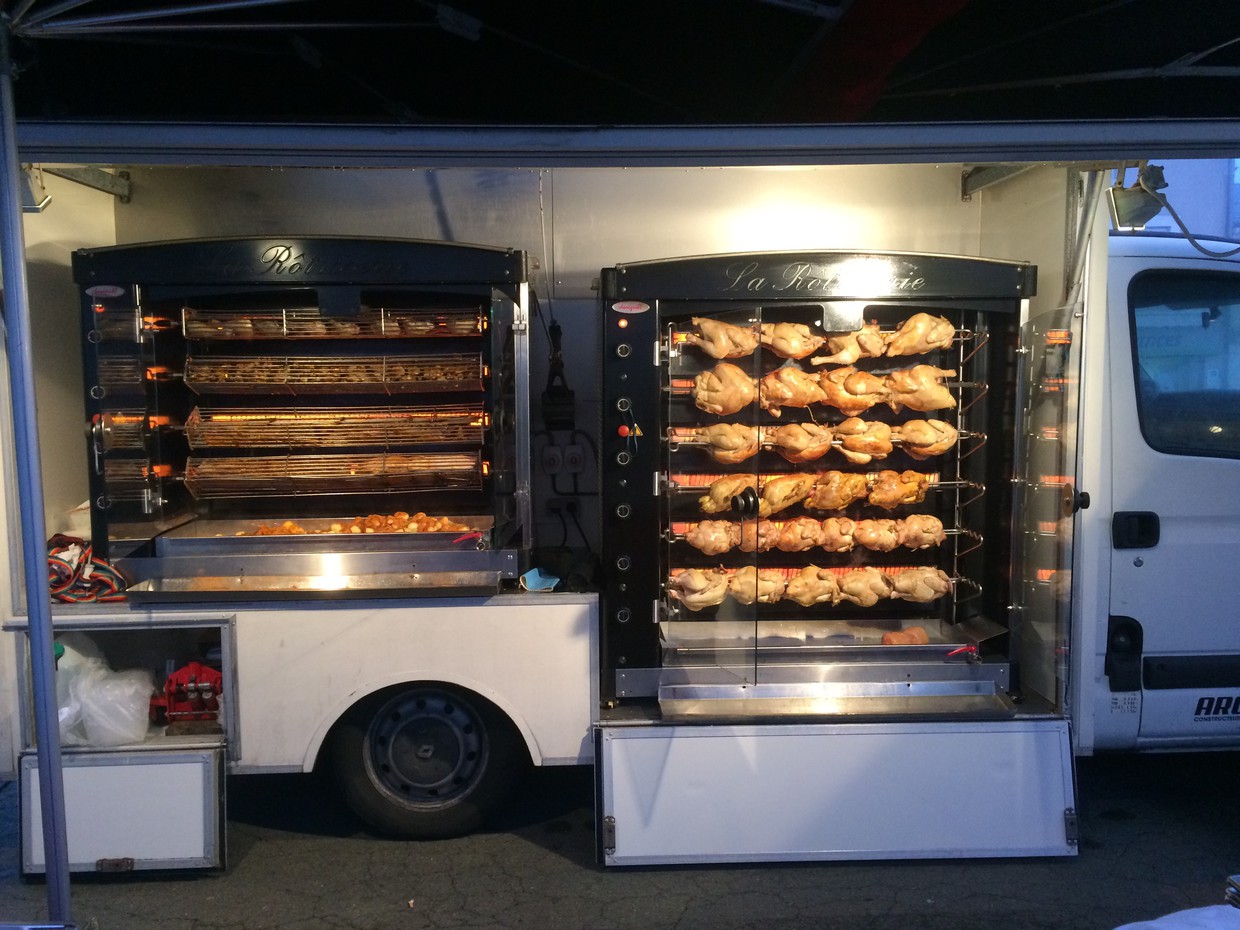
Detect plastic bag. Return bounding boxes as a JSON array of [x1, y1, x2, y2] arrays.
[[55, 633, 154, 747], [75, 664, 155, 746]]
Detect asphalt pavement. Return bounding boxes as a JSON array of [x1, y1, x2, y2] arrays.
[[1, 749, 1238, 930]]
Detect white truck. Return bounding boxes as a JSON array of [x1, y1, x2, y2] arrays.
[[1, 125, 1238, 871]]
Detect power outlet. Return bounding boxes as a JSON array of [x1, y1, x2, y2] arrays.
[[541, 444, 564, 475], [563, 443, 586, 474]]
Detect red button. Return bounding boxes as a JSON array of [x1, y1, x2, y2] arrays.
[[617, 425, 631, 437]]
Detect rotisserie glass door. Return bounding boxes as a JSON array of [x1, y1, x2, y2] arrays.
[[662, 305, 763, 690]]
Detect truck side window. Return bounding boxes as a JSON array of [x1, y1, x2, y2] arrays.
[[1130, 270, 1240, 459]]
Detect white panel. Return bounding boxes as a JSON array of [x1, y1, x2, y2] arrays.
[[600, 721, 1076, 865], [22, 750, 220, 871], [552, 165, 982, 297], [233, 595, 597, 771]]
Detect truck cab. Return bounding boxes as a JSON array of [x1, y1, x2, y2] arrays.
[[1081, 231, 1240, 751]]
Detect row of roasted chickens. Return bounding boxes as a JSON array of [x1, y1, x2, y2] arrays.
[[669, 564, 953, 610], [682, 513, 945, 556], [695, 469, 932, 516], [693, 360, 957, 418], [682, 312, 955, 364], [681, 418, 957, 465]]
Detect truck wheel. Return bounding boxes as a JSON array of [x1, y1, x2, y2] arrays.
[[328, 684, 529, 839]]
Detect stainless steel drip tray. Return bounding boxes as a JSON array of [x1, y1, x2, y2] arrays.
[[153, 516, 495, 555], [124, 569, 507, 603], [657, 663, 1015, 719]]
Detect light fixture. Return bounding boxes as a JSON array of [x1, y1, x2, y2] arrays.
[[20, 164, 50, 213], [1107, 163, 1167, 229]]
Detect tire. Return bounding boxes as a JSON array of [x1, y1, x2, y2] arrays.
[[328, 683, 529, 839]]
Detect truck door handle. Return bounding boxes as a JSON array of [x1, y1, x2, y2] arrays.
[[1112, 511, 1160, 549]]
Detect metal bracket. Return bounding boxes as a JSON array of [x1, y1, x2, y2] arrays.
[[961, 165, 1036, 201], [1064, 807, 1079, 846], [601, 815, 617, 854], [42, 165, 131, 203]]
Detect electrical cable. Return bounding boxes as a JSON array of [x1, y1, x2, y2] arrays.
[[1139, 172, 1240, 258]]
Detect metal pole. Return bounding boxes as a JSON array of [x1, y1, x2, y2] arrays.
[[0, 17, 73, 926]]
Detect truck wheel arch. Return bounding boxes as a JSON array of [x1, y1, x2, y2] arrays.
[[305, 673, 545, 774]]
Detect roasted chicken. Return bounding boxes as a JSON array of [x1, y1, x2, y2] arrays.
[[693, 362, 758, 415], [737, 519, 780, 553], [668, 568, 729, 611], [759, 472, 817, 517], [817, 366, 889, 416], [853, 518, 901, 552], [727, 565, 787, 605], [890, 567, 953, 603], [811, 322, 886, 366], [758, 365, 825, 416], [818, 516, 857, 553], [839, 567, 894, 607], [690, 423, 760, 464], [885, 313, 955, 357], [896, 514, 946, 549], [894, 419, 958, 460], [805, 470, 870, 511], [683, 316, 759, 359], [765, 422, 835, 464], [759, 321, 826, 359], [834, 417, 893, 465], [868, 469, 932, 510], [697, 473, 758, 513], [775, 516, 827, 552], [684, 520, 740, 556], [784, 565, 842, 607], [885, 365, 957, 413]]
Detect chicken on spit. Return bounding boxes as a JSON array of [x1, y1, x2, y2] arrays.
[[758, 472, 817, 517], [896, 514, 946, 549], [818, 516, 857, 553], [684, 520, 740, 556], [889, 567, 953, 603], [759, 321, 826, 359], [689, 423, 760, 463], [805, 470, 870, 511], [817, 366, 889, 416], [765, 422, 834, 464], [737, 519, 780, 553], [838, 567, 894, 607], [668, 568, 729, 611], [683, 316, 759, 359], [758, 365, 826, 417], [867, 469, 932, 510], [727, 565, 788, 605], [693, 362, 758, 415], [834, 417, 893, 465], [783, 564, 842, 607], [775, 516, 827, 552], [853, 518, 901, 552], [811, 322, 886, 366], [894, 419, 958, 460], [884, 313, 955, 357], [697, 473, 758, 513], [885, 365, 957, 413]]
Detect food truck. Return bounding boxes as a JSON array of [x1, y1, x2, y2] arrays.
[[2, 126, 1239, 872]]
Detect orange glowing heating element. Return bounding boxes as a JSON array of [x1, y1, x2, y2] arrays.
[[1037, 569, 1058, 583], [1040, 475, 1071, 486], [482, 460, 491, 477], [143, 464, 172, 478], [1046, 329, 1072, 345], [1039, 521, 1058, 533]]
